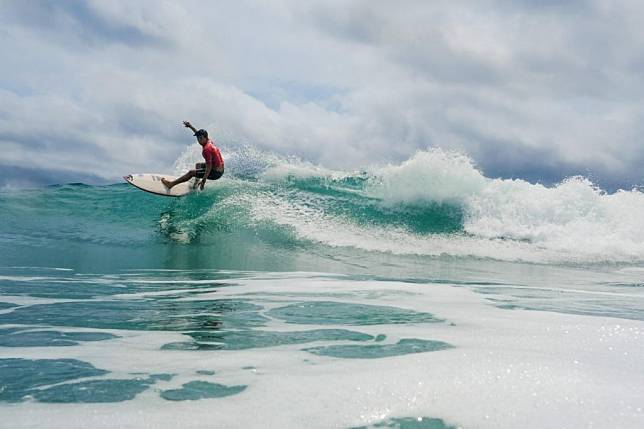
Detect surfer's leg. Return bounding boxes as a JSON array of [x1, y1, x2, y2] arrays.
[[162, 170, 196, 189]]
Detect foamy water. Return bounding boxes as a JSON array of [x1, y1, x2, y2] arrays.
[[174, 147, 644, 264], [2, 146, 644, 428], [1, 270, 642, 428]]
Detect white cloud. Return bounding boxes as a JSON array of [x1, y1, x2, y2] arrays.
[[0, 0, 642, 188]]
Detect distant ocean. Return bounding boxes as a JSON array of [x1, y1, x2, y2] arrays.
[[1, 148, 643, 428]]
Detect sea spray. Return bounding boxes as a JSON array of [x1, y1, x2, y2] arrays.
[[365, 149, 486, 205]]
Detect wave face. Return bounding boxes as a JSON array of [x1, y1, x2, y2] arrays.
[[2, 147, 644, 266]]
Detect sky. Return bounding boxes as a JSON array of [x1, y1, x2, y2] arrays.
[[0, 0, 643, 190]]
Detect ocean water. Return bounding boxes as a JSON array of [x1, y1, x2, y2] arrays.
[[1, 148, 643, 428]]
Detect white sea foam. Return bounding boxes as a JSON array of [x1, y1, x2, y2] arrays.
[[364, 149, 644, 259], [366, 149, 486, 205], [2, 274, 643, 428], [465, 175, 644, 256], [245, 148, 644, 263], [247, 191, 552, 262]]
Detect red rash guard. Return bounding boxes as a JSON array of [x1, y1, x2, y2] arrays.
[[202, 140, 224, 171]]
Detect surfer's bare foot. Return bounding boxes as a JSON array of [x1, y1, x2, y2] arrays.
[[161, 178, 173, 189]]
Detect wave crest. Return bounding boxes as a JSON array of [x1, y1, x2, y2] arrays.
[[8, 145, 643, 265], [203, 146, 644, 263]]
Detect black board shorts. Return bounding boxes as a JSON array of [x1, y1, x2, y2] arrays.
[[196, 163, 224, 180]]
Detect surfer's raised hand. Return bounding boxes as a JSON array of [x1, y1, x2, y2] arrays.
[[183, 121, 198, 134]]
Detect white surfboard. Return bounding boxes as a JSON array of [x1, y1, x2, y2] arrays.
[[123, 174, 196, 197]]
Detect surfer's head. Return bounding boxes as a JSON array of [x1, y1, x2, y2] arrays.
[[194, 129, 208, 145]]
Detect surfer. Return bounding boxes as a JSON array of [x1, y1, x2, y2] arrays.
[[161, 121, 225, 191]]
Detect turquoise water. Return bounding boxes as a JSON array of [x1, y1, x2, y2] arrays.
[[1, 149, 643, 428]]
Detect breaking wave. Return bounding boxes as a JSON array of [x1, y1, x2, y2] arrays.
[[3, 146, 644, 265]]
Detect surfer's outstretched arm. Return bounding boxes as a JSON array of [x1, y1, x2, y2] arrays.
[[183, 121, 197, 133]]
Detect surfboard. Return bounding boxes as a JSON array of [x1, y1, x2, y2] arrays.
[[123, 174, 196, 197]]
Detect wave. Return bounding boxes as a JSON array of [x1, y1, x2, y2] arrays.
[[3, 146, 644, 264]]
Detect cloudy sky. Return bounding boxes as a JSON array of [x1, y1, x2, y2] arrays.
[[1, 0, 643, 189]]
